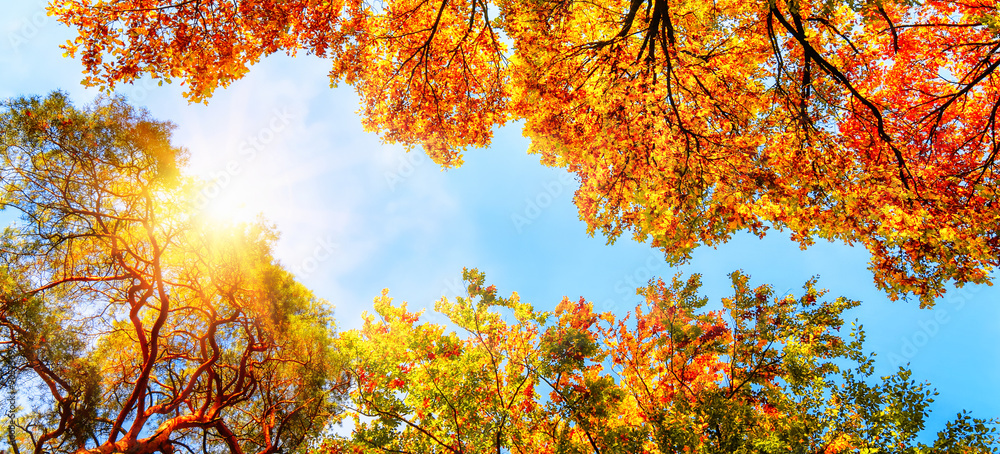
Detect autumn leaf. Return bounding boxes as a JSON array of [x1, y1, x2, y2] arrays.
[[49, 0, 1000, 305]]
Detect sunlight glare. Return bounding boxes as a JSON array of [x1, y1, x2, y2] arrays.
[[195, 176, 273, 227]]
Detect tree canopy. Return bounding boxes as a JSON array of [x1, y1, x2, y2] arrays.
[[1, 93, 346, 454], [50, 0, 1000, 305], [325, 268, 998, 453], [0, 93, 996, 453]]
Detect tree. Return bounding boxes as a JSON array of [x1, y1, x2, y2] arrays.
[[0, 92, 347, 454], [50, 0, 1000, 305], [324, 269, 999, 453], [333, 269, 545, 454]]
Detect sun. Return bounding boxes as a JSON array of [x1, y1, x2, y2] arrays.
[[191, 175, 273, 227], [182, 128, 291, 228]]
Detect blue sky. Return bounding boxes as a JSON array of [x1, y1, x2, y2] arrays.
[[2, 0, 998, 439]]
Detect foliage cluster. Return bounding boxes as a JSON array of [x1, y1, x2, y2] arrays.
[[1, 93, 345, 454], [50, 0, 1000, 304], [324, 268, 998, 454], [2, 93, 995, 453], [3, 0, 1000, 450]]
